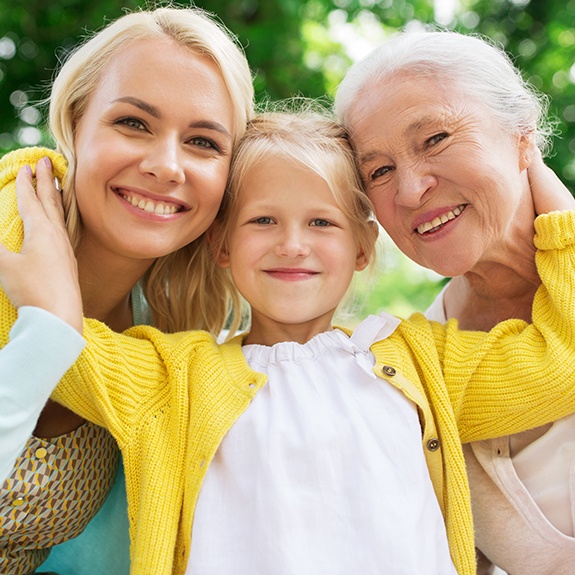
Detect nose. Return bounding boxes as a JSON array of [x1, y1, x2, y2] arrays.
[[395, 164, 437, 208], [274, 226, 311, 258], [139, 139, 186, 185]]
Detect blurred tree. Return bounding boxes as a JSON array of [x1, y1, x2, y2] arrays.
[[454, 0, 575, 198], [0, 0, 141, 149], [341, 236, 448, 323], [198, 0, 327, 100]]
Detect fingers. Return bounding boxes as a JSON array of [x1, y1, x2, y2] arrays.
[[35, 156, 66, 224], [528, 150, 575, 214], [15, 163, 40, 218], [0, 168, 34, 260], [16, 157, 66, 224]]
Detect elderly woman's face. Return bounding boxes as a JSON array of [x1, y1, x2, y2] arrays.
[[347, 72, 533, 277]]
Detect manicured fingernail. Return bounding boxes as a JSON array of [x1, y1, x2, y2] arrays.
[[42, 156, 52, 170], [24, 164, 33, 177]]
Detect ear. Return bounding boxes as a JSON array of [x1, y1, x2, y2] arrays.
[[355, 220, 379, 271], [206, 222, 230, 269], [355, 247, 369, 272], [518, 131, 536, 172]]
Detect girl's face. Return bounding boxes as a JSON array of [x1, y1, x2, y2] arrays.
[[348, 72, 534, 277], [73, 37, 235, 269], [218, 156, 369, 346]]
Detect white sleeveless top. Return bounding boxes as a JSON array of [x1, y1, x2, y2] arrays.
[[427, 286, 575, 574], [186, 314, 457, 575]]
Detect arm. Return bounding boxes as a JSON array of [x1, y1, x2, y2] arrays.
[[448, 159, 575, 439], [0, 158, 85, 482], [390, 162, 575, 440], [0, 306, 85, 483], [403, 210, 575, 441]]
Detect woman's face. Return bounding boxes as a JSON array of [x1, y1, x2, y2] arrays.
[[347, 72, 533, 277], [73, 37, 235, 267]]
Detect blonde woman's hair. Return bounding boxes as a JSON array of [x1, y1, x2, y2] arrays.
[[212, 103, 379, 334], [48, 6, 254, 334]]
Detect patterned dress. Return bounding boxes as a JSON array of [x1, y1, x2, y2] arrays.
[[0, 414, 119, 574]]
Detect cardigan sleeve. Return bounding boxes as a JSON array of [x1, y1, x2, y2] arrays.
[[428, 210, 575, 441], [0, 306, 85, 483], [50, 320, 216, 444]]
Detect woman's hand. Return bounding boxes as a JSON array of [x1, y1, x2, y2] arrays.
[[0, 157, 83, 333], [528, 149, 575, 214]]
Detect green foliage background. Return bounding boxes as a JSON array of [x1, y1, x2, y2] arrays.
[[0, 0, 572, 316]]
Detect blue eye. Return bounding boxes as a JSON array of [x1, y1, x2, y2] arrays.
[[310, 219, 331, 227]]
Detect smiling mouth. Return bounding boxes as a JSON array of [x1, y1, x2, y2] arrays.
[[416, 204, 466, 235], [117, 190, 183, 215], [265, 269, 318, 280]]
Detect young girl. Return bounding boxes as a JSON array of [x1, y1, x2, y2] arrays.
[[1, 109, 575, 575]]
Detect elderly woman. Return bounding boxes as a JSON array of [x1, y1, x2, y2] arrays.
[[335, 29, 575, 575]]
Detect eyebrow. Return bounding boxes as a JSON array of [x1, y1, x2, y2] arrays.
[[114, 96, 232, 139], [405, 116, 438, 136], [357, 149, 381, 167], [115, 97, 159, 117]]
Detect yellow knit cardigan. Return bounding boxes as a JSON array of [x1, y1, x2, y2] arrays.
[[2, 149, 575, 575]]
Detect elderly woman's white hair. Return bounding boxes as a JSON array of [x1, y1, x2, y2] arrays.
[[335, 28, 554, 154]]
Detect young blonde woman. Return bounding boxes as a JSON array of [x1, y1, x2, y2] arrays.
[[0, 6, 253, 574], [1, 109, 575, 575]]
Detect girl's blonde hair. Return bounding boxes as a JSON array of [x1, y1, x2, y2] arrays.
[[49, 6, 254, 334], [212, 105, 379, 334]]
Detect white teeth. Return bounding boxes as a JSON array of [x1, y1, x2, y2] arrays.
[[120, 193, 179, 215], [417, 205, 465, 235]]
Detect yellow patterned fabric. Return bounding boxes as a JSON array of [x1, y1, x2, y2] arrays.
[[0, 422, 119, 574]]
